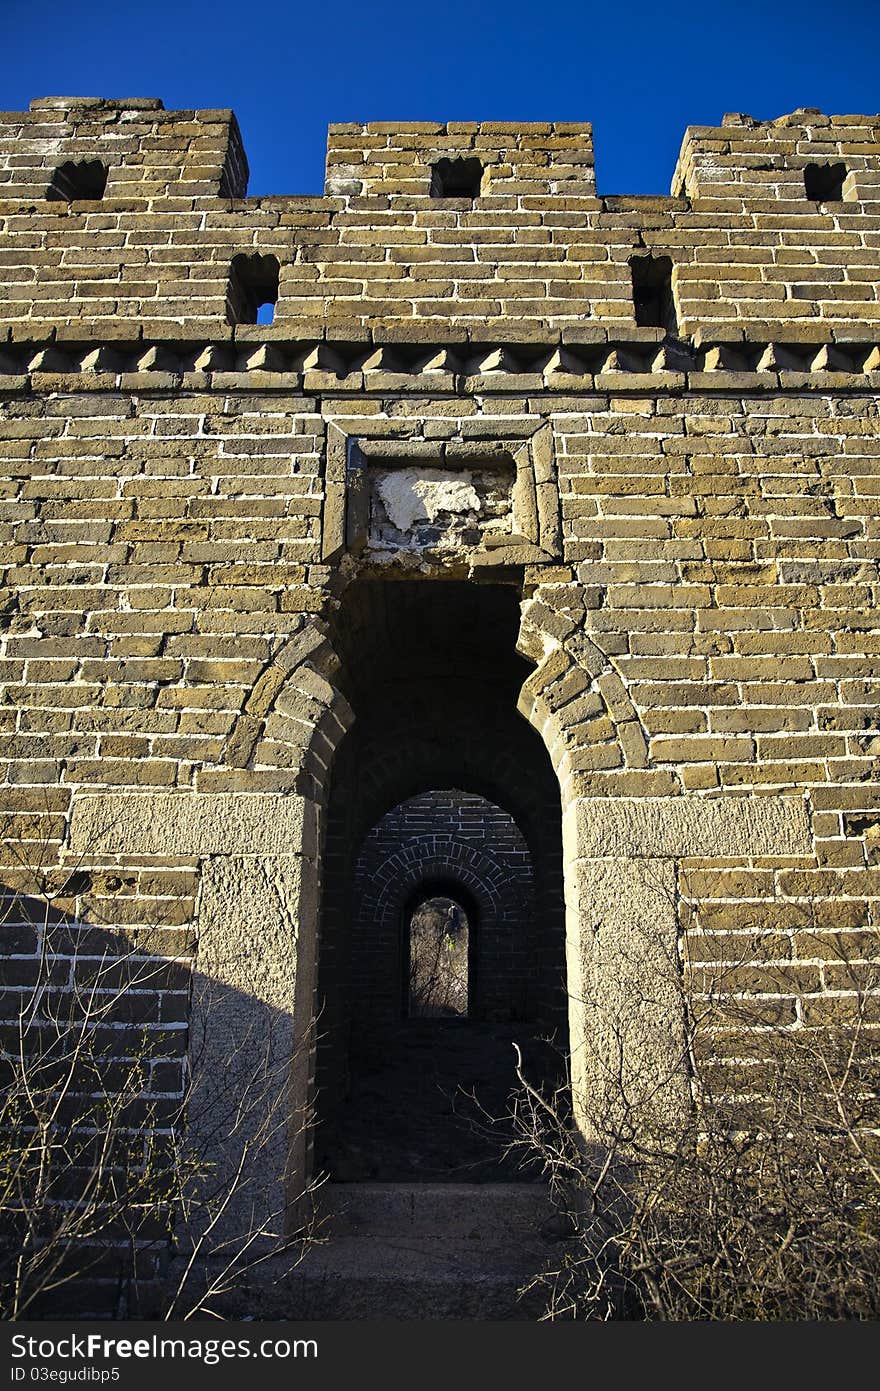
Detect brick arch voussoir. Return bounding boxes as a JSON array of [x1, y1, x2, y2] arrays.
[[517, 593, 657, 791], [220, 619, 354, 786], [358, 834, 531, 926], [363, 848, 504, 941]]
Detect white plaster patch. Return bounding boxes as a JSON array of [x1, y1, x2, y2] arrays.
[[376, 468, 482, 532]]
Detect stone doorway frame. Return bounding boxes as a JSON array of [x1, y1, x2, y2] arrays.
[[66, 781, 813, 1236]]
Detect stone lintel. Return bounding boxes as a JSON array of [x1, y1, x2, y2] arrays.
[[563, 794, 812, 861], [67, 792, 317, 859]]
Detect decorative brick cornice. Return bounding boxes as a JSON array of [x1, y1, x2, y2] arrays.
[[1, 334, 879, 393]]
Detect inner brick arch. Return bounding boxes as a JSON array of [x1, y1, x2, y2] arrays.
[[351, 790, 536, 1029]]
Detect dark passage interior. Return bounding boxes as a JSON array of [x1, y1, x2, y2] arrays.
[[314, 580, 568, 1182]]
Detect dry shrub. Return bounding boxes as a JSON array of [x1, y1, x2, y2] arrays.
[[510, 944, 880, 1320], [0, 855, 320, 1319]]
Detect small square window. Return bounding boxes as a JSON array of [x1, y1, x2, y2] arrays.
[[804, 162, 846, 202], [430, 157, 483, 199], [47, 160, 108, 202], [226, 253, 280, 326], [630, 254, 678, 334]]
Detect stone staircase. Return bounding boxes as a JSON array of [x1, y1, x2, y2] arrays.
[[226, 1183, 571, 1320]]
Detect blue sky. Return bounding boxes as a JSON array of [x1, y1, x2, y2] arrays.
[[3, 0, 878, 197]]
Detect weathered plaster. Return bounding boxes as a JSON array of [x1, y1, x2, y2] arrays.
[[376, 469, 482, 532]]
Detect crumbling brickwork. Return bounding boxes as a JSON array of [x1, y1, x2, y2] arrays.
[[0, 97, 878, 1311]]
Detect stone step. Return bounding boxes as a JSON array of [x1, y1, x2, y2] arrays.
[[316, 1181, 556, 1241], [286, 1238, 554, 1320], [206, 1182, 571, 1319], [234, 1238, 564, 1320]]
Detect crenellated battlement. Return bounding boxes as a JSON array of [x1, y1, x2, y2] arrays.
[[324, 121, 596, 199], [673, 108, 880, 202], [0, 99, 878, 341], [3, 100, 876, 207], [0, 96, 248, 202]]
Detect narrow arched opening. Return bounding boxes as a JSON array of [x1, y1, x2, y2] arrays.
[[404, 883, 474, 1020]]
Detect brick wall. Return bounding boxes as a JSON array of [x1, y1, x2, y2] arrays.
[[0, 102, 878, 334], [0, 99, 878, 1310], [1, 389, 877, 800], [1, 386, 878, 1110], [351, 789, 535, 1024]]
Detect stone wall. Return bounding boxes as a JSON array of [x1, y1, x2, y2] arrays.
[[0, 97, 878, 1310]]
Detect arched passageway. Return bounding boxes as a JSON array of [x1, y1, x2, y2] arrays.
[[314, 580, 568, 1181]]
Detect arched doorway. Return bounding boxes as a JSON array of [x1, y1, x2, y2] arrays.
[[404, 888, 472, 1019], [314, 580, 568, 1182]]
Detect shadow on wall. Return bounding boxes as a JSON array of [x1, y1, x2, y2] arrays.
[[0, 875, 558, 1316], [0, 882, 316, 1320]]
